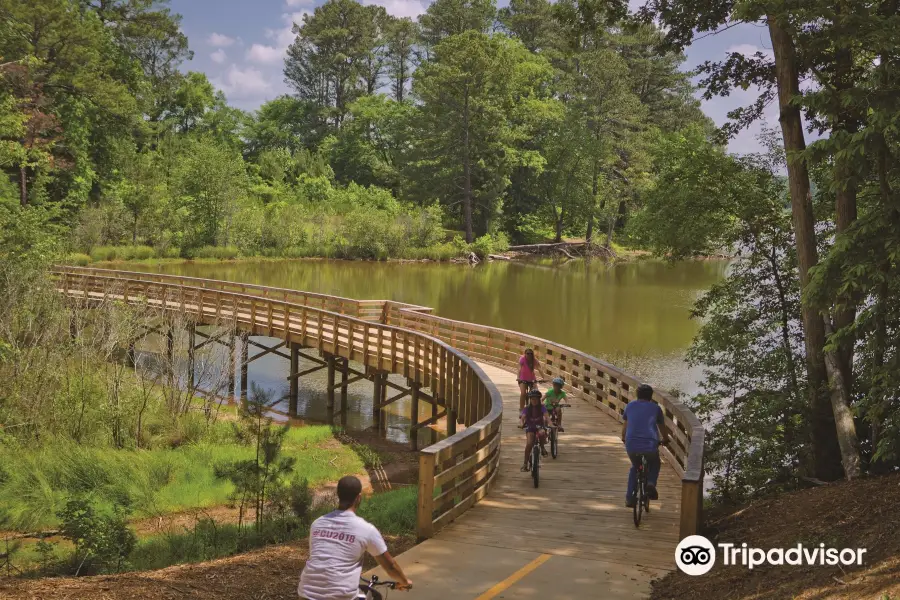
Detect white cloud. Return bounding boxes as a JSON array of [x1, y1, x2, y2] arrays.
[[210, 49, 227, 64], [261, 11, 306, 57], [362, 0, 428, 18], [247, 43, 285, 65], [207, 32, 237, 47], [212, 65, 273, 101], [285, 0, 314, 6]]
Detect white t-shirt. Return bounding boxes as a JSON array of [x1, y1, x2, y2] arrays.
[[298, 510, 389, 600]]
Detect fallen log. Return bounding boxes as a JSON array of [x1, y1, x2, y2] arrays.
[[488, 254, 511, 261], [507, 242, 584, 252]]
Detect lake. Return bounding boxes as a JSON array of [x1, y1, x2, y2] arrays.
[[128, 258, 728, 444]]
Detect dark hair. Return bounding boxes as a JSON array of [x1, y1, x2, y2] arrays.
[[337, 475, 362, 509], [524, 348, 535, 369], [637, 383, 654, 401]]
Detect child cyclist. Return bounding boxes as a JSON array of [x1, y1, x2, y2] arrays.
[[517, 348, 547, 410], [544, 377, 567, 432], [520, 388, 550, 471]]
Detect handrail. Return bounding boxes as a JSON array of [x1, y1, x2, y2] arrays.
[[52, 266, 706, 538], [52, 269, 504, 540], [53, 265, 385, 321]]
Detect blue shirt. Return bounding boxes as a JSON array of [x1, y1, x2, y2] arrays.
[[623, 400, 664, 454]]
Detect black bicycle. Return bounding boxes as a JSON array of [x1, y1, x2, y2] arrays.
[[519, 423, 546, 488], [548, 402, 571, 459], [358, 575, 406, 600], [633, 441, 666, 527]]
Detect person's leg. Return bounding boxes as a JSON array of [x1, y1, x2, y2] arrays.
[[539, 429, 548, 456], [556, 408, 564, 431], [523, 431, 535, 470], [519, 382, 527, 410], [646, 452, 662, 499], [625, 453, 640, 506]]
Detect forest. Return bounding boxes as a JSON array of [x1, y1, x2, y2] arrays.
[[1, 0, 711, 261], [2, 0, 900, 581]]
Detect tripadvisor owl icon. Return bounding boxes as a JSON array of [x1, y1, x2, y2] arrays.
[[675, 535, 716, 576]]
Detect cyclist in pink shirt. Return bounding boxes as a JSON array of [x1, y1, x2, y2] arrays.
[[517, 348, 546, 410]]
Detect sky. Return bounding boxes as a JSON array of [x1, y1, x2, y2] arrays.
[[169, 0, 778, 154]]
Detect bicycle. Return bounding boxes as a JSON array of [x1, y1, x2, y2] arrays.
[[358, 575, 408, 600], [518, 379, 546, 409], [547, 402, 571, 459], [632, 440, 666, 527], [518, 423, 547, 488]]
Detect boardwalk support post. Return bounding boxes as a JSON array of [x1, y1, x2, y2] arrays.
[[186, 323, 195, 395], [326, 353, 336, 411], [447, 409, 457, 437], [166, 326, 175, 388], [417, 452, 436, 540], [289, 342, 300, 417], [340, 357, 349, 425], [228, 331, 236, 397], [410, 381, 420, 451], [240, 332, 249, 400]]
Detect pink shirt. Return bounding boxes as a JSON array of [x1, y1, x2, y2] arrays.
[[518, 355, 536, 381]]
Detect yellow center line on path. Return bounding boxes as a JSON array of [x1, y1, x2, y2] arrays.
[[475, 553, 552, 600]]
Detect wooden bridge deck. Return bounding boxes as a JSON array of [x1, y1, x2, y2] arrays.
[[369, 363, 680, 599]]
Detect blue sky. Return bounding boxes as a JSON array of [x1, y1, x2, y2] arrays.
[[170, 0, 778, 154]]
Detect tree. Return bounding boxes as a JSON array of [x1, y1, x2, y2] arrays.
[[419, 0, 497, 49], [284, 0, 375, 128], [643, 0, 852, 481], [244, 96, 328, 158], [385, 18, 418, 102], [498, 0, 555, 53], [360, 5, 391, 96], [409, 32, 553, 242]]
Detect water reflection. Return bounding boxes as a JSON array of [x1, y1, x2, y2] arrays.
[[127, 257, 727, 437]]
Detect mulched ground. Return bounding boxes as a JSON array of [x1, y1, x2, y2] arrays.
[[0, 535, 416, 600], [652, 473, 900, 600]]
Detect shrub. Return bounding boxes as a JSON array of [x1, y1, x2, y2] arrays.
[[90, 246, 118, 262], [88, 245, 157, 262], [357, 487, 417, 535], [64, 253, 92, 266], [58, 498, 137, 575], [193, 245, 239, 260]]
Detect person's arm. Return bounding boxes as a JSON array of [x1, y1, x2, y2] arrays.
[[657, 406, 670, 446], [535, 360, 546, 380], [621, 420, 627, 443], [519, 409, 526, 427], [373, 551, 412, 590], [543, 406, 550, 426]]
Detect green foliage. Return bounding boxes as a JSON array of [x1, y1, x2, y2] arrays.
[[58, 498, 137, 575], [90, 245, 157, 262], [357, 486, 417, 535], [191, 245, 240, 260]]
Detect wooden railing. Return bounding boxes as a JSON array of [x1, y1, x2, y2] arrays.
[[52, 270, 503, 540], [53, 266, 385, 321], [53, 267, 705, 538], [384, 303, 706, 539]]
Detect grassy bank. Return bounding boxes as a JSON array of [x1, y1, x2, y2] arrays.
[[0, 425, 363, 532], [10, 485, 417, 577]]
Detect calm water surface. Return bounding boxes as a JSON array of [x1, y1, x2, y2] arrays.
[[130, 258, 727, 442]]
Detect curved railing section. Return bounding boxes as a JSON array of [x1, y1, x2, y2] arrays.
[[53, 266, 705, 538], [52, 268, 503, 540]]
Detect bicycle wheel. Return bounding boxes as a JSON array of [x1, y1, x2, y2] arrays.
[[550, 427, 558, 459], [633, 473, 644, 527], [532, 443, 540, 488]]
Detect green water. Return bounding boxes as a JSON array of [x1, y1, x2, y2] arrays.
[[130, 258, 727, 396]]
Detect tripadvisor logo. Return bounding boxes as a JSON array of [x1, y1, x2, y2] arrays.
[[675, 536, 867, 576]]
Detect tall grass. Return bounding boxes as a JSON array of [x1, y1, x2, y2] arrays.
[[357, 486, 417, 535], [0, 425, 362, 532]]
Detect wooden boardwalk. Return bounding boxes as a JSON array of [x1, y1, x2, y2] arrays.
[[369, 363, 680, 599]]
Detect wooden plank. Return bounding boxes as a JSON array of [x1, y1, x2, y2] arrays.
[[416, 453, 436, 540]]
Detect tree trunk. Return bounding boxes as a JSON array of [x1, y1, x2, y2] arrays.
[[823, 319, 861, 479], [768, 16, 843, 481], [19, 166, 27, 206], [586, 160, 598, 243], [462, 92, 474, 244]]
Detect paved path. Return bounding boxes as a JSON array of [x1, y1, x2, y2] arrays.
[[369, 363, 680, 599]]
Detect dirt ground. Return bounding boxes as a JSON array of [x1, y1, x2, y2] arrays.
[[652, 473, 900, 600], [0, 534, 416, 600]]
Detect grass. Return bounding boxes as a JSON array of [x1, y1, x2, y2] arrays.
[[12, 485, 418, 576], [0, 425, 363, 532]]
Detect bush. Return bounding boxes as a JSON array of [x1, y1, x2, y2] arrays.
[[64, 253, 92, 266], [470, 233, 509, 259], [88, 245, 157, 262], [58, 498, 137, 575], [192, 245, 239, 259]]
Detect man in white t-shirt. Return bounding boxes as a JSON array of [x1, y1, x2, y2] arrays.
[[299, 476, 413, 600]]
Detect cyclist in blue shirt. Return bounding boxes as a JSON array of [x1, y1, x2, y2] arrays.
[[621, 383, 670, 508]]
